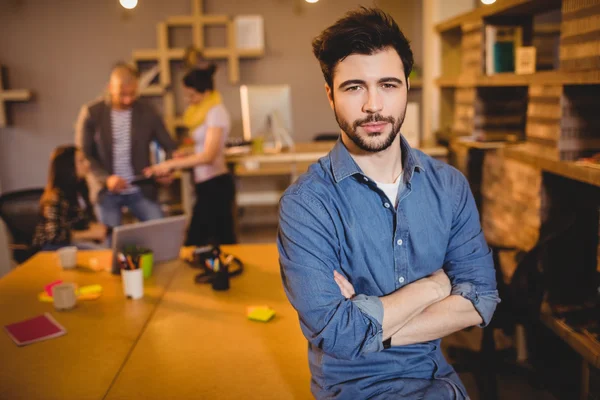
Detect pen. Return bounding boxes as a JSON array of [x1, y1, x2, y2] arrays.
[[126, 255, 136, 270], [118, 253, 128, 270]]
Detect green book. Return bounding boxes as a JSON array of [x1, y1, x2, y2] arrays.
[[494, 42, 515, 73]]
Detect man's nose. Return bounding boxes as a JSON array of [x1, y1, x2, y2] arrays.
[[363, 90, 383, 114]]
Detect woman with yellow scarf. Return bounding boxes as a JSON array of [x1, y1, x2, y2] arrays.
[[146, 65, 236, 246]]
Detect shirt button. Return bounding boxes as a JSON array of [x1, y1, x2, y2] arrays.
[[399, 276, 405, 283], [384, 202, 390, 208], [397, 239, 403, 246]]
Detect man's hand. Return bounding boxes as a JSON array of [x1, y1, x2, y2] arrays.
[[155, 173, 174, 186], [334, 270, 356, 299], [106, 175, 128, 193], [425, 269, 451, 300], [143, 161, 174, 178]]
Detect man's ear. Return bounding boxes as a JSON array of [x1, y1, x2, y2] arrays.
[[407, 77, 411, 92], [325, 83, 334, 110]]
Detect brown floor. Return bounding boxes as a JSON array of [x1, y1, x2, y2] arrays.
[[237, 218, 560, 400]]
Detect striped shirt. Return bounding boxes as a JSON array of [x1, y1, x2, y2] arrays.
[[111, 109, 139, 194]]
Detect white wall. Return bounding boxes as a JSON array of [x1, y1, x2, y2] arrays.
[[0, 0, 425, 193]]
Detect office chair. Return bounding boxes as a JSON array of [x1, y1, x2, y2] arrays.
[[0, 188, 44, 264], [448, 212, 578, 400]]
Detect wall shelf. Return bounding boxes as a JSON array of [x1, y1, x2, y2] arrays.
[[436, 70, 600, 88], [435, 0, 562, 33], [453, 136, 513, 150], [503, 145, 600, 188]]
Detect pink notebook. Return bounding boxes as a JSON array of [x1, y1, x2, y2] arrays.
[[4, 313, 66, 346]]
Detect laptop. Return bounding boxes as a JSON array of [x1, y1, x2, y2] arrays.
[[111, 215, 189, 272]]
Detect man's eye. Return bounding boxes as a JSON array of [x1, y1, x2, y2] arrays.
[[382, 83, 397, 89], [346, 86, 361, 92]]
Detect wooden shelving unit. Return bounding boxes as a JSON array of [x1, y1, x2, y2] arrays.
[[410, 78, 422, 89], [504, 145, 600, 188], [435, 1, 600, 397]]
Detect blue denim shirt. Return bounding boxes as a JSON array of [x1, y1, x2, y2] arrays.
[[277, 136, 499, 399]]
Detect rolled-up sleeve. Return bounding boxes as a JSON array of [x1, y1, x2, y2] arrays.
[[443, 171, 500, 327], [278, 190, 384, 360]]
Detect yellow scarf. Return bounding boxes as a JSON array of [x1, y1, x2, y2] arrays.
[[183, 91, 223, 131]]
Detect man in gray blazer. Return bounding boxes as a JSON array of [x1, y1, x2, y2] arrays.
[[75, 63, 178, 230]]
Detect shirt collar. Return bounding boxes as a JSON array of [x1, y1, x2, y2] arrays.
[[330, 134, 424, 184]]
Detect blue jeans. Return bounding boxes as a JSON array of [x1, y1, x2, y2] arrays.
[[95, 190, 164, 229]]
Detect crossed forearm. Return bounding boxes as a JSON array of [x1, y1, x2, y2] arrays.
[[389, 295, 482, 346], [335, 270, 481, 345], [380, 279, 446, 340]]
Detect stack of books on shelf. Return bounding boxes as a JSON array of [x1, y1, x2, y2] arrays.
[[560, 0, 600, 71], [452, 88, 476, 137], [533, 22, 560, 71], [473, 87, 527, 142], [523, 85, 563, 159], [524, 85, 600, 160]]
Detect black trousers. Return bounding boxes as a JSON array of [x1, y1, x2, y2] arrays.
[[185, 173, 237, 247]]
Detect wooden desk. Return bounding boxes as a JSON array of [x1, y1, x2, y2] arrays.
[[0, 251, 179, 400], [225, 141, 449, 207], [0, 245, 311, 400], [227, 141, 449, 171], [105, 244, 311, 399]]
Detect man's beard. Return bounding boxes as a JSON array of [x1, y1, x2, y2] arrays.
[[334, 108, 404, 153]]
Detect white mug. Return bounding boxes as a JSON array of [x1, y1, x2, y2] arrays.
[[57, 246, 77, 269], [53, 282, 77, 310]]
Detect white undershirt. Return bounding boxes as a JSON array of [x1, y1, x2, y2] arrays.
[[375, 172, 404, 208]]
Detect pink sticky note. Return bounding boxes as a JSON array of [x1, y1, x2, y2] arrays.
[[44, 280, 63, 297]]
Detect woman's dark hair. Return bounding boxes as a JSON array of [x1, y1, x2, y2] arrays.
[[312, 7, 414, 88], [183, 64, 217, 93], [42, 145, 90, 207]]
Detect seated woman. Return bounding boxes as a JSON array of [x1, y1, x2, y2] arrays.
[[145, 65, 236, 246], [33, 145, 108, 250]]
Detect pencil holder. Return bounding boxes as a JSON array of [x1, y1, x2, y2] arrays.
[[212, 264, 230, 291], [122, 268, 144, 299]]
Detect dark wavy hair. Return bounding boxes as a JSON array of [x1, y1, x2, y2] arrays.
[[41, 145, 90, 208], [312, 7, 414, 88], [183, 64, 217, 93]]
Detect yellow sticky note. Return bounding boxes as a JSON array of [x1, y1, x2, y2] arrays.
[[77, 293, 101, 301], [77, 284, 103, 295], [247, 306, 275, 322], [38, 292, 53, 303]]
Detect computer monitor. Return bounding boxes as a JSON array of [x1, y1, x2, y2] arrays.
[[111, 215, 189, 273], [240, 84, 294, 151]]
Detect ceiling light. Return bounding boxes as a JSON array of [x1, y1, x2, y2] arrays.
[[120, 0, 138, 10], [481, 0, 497, 4]]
